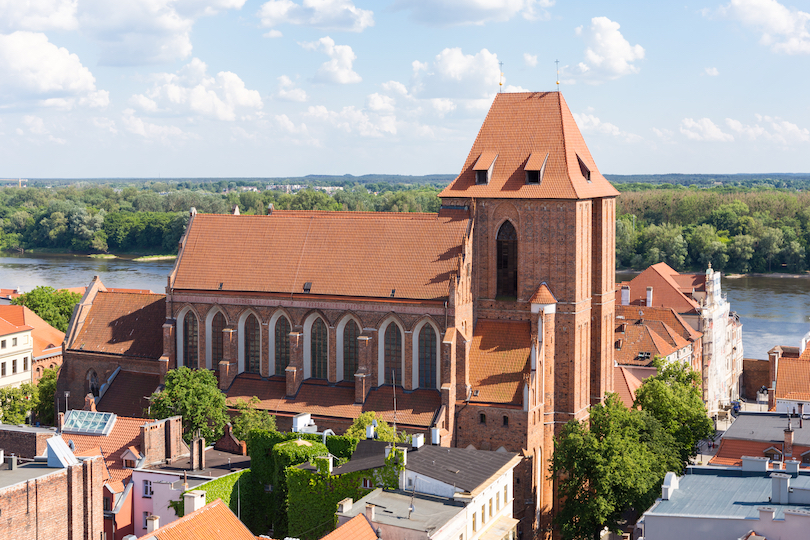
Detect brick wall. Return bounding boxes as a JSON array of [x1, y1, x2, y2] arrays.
[[742, 358, 770, 400], [141, 415, 187, 465], [0, 429, 54, 458]]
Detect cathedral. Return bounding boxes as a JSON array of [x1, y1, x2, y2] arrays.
[[162, 91, 618, 538]]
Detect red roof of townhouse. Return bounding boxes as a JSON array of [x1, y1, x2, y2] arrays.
[[323, 514, 377, 540], [0, 315, 33, 337], [136, 499, 256, 540], [616, 263, 702, 315], [65, 415, 146, 485], [614, 365, 657, 408], [775, 353, 810, 402], [0, 305, 64, 359]]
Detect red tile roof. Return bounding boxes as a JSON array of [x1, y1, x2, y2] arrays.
[[616, 263, 701, 314], [0, 305, 64, 359], [468, 320, 531, 405], [0, 316, 32, 337], [137, 499, 256, 540], [615, 366, 642, 408], [68, 291, 166, 358], [325, 515, 377, 540], [96, 370, 161, 418], [439, 92, 619, 200], [530, 283, 557, 304], [775, 356, 810, 402], [615, 319, 689, 366], [226, 375, 441, 429], [616, 305, 701, 342], [171, 210, 469, 301], [708, 439, 810, 467], [65, 415, 146, 484]]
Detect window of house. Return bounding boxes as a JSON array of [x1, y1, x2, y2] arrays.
[[12, 338, 17, 346], [311, 318, 328, 379], [12, 360, 16, 374], [362, 478, 373, 489], [1, 340, 5, 349], [472, 512, 477, 532], [343, 320, 359, 381], [489, 498, 493, 517], [481, 505, 486, 524], [479, 413, 486, 424], [524, 152, 548, 185], [23, 357, 27, 371], [496, 221, 518, 299], [407, 477, 413, 488], [384, 324, 402, 385], [143, 512, 151, 529], [143, 480, 152, 497], [103, 497, 111, 511], [124, 459, 136, 468], [183, 313, 199, 369], [503, 415, 509, 427], [418, 325, 437, 389], [496, 492, 500, 511], [211, 311, 226, 366], [577, 155, 591, 182], [504, 485, 508, 502], [245, 314, 261, 374], [1, 363, 5, 377], [275, 316, 291, 375], [475, 170, 488, 184]]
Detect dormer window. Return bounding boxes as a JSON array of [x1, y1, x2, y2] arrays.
[[525, 152, 548, 185], [577, 155, 591, 183], [473, 152, 498, 185]]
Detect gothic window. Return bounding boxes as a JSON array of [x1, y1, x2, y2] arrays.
[[211, 312, 225, 367], [183, 313, 199, 369], [496, 221, 518, 299], [311, 318, 328, 379], [343, 320, 359, 381], [275, 317, 291, 375], [384, 324, 402, 385], [418, 325, 437, 389], [87, 370, 99, 397], [245, 314, 260, 374]]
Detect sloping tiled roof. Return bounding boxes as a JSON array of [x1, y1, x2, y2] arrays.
[[775, 356, 810, 402], [138, 499, 256, 540], [68, 291, 166, 358], [324, 514, 377, 540], [614, 320, 680, 366], [226, 375, 441, 429], [616, 305, 701, 342], [529, 283, 557, 304], [616, 263, 701, 314], [0, 316, 32, 337], [615, 366, 643, 408], [65, 415, 145, 484], [96, 370, 161, 418], [0, 305, 65, 359], [468, 320, 531, 405], [708, 439, 810, 467], [438, 92, 619, 200], [171, 211, 469, 300]]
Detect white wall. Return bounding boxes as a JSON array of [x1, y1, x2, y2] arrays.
[[131, 469, 183, 536], [0, 329, 33, 390], [641, 510, 810, 540]]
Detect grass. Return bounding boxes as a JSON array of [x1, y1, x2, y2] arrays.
[[89, 254, 116, 259], [133, 254, 177, 261]]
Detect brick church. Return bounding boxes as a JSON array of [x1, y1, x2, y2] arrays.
[[161, 91, 618, 538]]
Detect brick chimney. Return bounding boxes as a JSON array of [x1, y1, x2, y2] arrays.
[[621, 285, 630, 306], [84, 394, 97, 412], [57, 412, 65, 433], [365, 503, 375, 522], [190, 436, 205, 471]]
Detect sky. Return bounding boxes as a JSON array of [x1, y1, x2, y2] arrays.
[[1, 0, 809, 179]]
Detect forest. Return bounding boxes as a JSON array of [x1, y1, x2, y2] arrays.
[[1, 179, 809, 274]]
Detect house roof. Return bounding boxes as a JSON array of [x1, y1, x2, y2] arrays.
[[170, 210, 469, 301], [467, 320, 531, 405], [616, 305, 701, 342], [0, 316, 32, 337], [136, 499, 256, 540], [324, 514, 377, 540], [775, 356, 810, 402], [708, 438, 808, 467], [614, 318, 689, 366], [0, 305, 64, 359], [721, 412, 810, 446], [63, 414, 145, 484], [68, 291, 166, 358], [615, 366, 643, 408], [406, 445, 520, 494], [530, 283, 557, 304], [331, 440, 391, 475], [226, 375, 441, 429], [616, 263, 702, 315], [438, 92, 619, 200], [96, 370, 161, 418]]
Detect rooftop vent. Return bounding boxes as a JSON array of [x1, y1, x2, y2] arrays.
[[303, 282, 312, 294], [390, 289, 396, 298]]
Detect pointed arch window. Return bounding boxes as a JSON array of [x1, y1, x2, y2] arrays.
[[419, 325, 437, 389], [496, 221, 518, 299], [183, 313, 199, 369], [343, 320, 359, 382], [211, 312, 225, 367], [245, 314, 261, 374], [384, 324, 402, 385], [311, 318, 328, 379], [87, 370, 99, 397], [275, 317, 291, 375]]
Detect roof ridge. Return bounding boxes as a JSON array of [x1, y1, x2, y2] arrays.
[[199, 210, 443, 220]]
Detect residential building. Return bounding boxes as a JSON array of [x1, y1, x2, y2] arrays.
[[161, 91, 618, 538], [0, 304, 64, 383], [614, 365, 656, 409], [614, 305, 702, 371], [617, 262, 743, 413], [135, 494, 256, 540], [710, 412, 810, 467], [767, 345, 810, 414], [0, 313, 33, 390]]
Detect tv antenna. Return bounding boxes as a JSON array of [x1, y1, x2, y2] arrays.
[[555, 59, 560, 92], [499, 61, 504, 93]]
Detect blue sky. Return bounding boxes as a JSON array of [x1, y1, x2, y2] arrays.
[[1, 0, 809, 178]]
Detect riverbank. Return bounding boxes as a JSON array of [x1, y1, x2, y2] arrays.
[[2, 249, 176, 261]]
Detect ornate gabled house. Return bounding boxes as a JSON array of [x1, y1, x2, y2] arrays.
[[162, 91, 618, 539]]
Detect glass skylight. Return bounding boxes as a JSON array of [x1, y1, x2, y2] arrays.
[[62, 410, 117, 436]]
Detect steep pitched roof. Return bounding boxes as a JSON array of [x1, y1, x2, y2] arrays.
[[468, 320, 531, 405], [171, 211, 469, 301], [615, 320, 680, 366], [616, 263, 701, 314], [439, 92, 619, 200], [615, 366, 643, 408], [615, 305, 701, 342], [0, 305, 64, 359], [136, 499, 256, 540], [775, 356, 810, 402], [96, 370, 161, 418], [67, 291, 166, 358]]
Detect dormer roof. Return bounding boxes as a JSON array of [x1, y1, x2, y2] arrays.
[[439, 92, 619, 200]]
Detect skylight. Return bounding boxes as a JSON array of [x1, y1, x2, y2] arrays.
[[63, 410, 117, 436]]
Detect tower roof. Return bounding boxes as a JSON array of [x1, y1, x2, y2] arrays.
[[439, 92, 619, 200]]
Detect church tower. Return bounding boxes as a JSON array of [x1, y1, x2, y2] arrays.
[[439, 92, 618, 537]]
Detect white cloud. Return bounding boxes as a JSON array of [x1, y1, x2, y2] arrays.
[[393, 0, 554, 26], [718, 0, 810, 54], [304, 104, 396, 137], [275, 113, 309, 134], [20, 114, 66, 143], [0, 0, 78, 31], [523, 53, 538, 67], [92, 117, 118, 134], [301, 36, 361, 84], [574, 112, 640, 142], [122, 108, 189, 141], [275, 75, 308, 102], [726, 114, 810, 143], [680, 118, 734, 141], [0, 31, 108, 109], [705, 67, 719, 76], [575, 17, 644, 83], [412, 47, 500, 98], [131, 58, 262, 121], [382, 80, 409, 96], [258, 0, 373, 32], [264, 29, 283, 38], [366, 93, 395, 112]]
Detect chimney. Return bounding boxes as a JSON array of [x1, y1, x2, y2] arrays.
[[84, 394, 96, 412], [771, 473, 790, 504], [621, 285, 630, 306], [233, 205, 240, 215], [785, 423, 794, 458], [7, 454, 17, 471], [190, 437, 205, 471], [646, 286, 653, 307], [337, 498, 353, 514], [412, 433, 425, 449], [431, 427, 440, 445], [786, 460, 800, 476], [58, 412, 65, 433], [183, 490, 206, 515], [365, 503, 375, 522], [366, 424, 375, 439], [146, 515, 160, 532]]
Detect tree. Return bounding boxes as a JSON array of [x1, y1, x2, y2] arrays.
[[0, 383, 39, 424], [149, 367, 228, 444], [640, 223, 688, 270], [728, 234, 755, 273], [231, 396, 276, 441], [687, 224, 728, 271], [12, 286, 82, 332], [344, 411, 405, 442], [35, 366, 59, 425], [633, 359, 713, 468]]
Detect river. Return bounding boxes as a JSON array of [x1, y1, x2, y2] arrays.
[[1, 254, 806, 360]]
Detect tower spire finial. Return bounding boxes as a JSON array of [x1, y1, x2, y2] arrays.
[[499, 60, 504, 93], [555, 59, 560, 92]]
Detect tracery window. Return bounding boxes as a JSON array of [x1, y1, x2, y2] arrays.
[[275, 317, 291, 375], [211, 312, 225, 367], [183, 313, 199, 369], [245, 314, 260, 373], [496, 221, 518, 299], [418, 325, 437, 389], [311, 318, 328, 379], [343, 320, 359, 381], [384, 324, 402, 385]]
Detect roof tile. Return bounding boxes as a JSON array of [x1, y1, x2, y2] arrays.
[[468, 320, 531, 405], [137, 499, 256, 540]]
